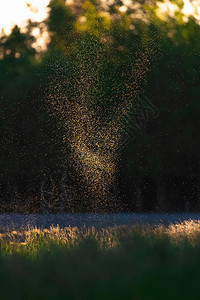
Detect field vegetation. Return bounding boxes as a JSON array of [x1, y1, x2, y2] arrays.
[[1, 220, 200, 299]]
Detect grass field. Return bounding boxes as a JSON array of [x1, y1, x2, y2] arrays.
[[1, 220, 200, 300]]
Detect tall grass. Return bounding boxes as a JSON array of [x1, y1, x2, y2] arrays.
[[1, 220, 200, 299]]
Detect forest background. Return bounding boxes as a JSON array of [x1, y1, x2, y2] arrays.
[[0, 0, 200, 213]]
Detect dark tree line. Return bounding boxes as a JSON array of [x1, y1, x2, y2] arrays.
[[0, 0, 200, 212]]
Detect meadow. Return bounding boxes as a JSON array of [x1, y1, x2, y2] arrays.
[[1, 220, 200, 299]]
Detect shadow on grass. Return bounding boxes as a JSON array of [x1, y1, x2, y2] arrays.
[[1, 221, 200, 299]]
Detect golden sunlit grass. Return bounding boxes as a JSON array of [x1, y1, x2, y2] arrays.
[[1, 219, 200, 251], [1, 220, 200, 299]]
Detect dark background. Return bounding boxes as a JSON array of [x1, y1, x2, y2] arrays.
[[0, 0, 200, 213]]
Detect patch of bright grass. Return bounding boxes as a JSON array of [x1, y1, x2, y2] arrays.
[[1, 220, 200, 299]]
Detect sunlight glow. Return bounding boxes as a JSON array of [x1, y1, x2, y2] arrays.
[[182, 0, 200, 22], [156, 0, 200, 23], [119, 6, 128, 13], [0, 0, 50, 35], [156, 0, 179, 20], [0, 0, 200, 40]]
